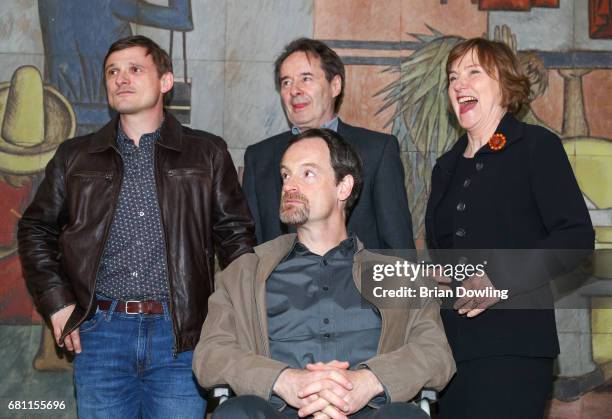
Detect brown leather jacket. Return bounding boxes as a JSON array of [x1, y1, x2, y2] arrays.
[[18, 113, 255, 353]]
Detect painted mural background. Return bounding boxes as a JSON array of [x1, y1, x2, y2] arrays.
[[0, 0, 610, 417]]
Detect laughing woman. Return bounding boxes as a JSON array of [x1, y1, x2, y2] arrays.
[[425, 38, 594, 419]]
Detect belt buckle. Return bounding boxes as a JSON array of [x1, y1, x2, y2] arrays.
[[124, 300, 142, 314]]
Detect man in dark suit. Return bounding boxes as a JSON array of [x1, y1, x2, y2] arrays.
[[243, 38, 415, 250]]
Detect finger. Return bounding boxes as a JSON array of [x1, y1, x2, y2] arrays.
[[327, 370, 353, 390], [327, 360, 349, 369], [71, 329, 82, 353], [307, 360, 349, 371], [314, 413, 331, 419], [318, 389, 350, 413], [466, 308, 486, 318], [453, 296, 472, 311], [298, 380, 326, 398], [321, 404, 348, 419], [298, 397, 333, 418], [299, 379, 349, 400], [300, 393, 319, 405], [306, 362, 326, 371], [434, 275, 452, 284], [63, 334, 74, 352], [53, 327, 63, 347], [458, 299, 479, 315]]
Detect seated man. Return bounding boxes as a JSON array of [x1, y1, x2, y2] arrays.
[[193, 129, 455, 419]]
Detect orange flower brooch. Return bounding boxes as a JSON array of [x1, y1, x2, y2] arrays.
[[488, 133, 507, 151]]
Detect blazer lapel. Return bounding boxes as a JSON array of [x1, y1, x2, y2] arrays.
[[425, 135, 466, 248]]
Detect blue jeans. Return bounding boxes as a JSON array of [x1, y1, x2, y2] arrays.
[[73, 300, 207, 419]]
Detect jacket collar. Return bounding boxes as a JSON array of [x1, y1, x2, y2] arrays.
[[436, 112, 524, 173], [253, 233, 365, 283], [336, 118, 348, 134], [88, 112, 183, 153]]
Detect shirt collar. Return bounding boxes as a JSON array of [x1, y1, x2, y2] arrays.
[[290, 116, 339, 135], [284, 232, 357, 261], [116, 121, 163, 154]]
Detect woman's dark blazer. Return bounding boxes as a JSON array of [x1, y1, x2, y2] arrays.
[[425, 113, 594, 362]]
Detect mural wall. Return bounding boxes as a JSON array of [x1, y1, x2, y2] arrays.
[[0, 0, 609, 417]]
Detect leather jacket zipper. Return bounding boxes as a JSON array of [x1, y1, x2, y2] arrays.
[[155, 145, 178, 357]]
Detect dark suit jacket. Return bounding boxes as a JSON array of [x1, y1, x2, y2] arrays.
[[243, 119, 415, 250], [425, 113, 594, 361]]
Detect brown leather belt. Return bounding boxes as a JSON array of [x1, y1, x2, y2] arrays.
[[97, 300, 164, 314]]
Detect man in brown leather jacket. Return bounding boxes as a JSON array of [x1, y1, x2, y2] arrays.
[[18, 35, 255, 418]]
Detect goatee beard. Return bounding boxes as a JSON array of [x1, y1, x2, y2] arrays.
[[279, 193, 310, 225]]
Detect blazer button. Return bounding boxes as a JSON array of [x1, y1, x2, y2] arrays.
[[463, 178, 471, 188], [456, 202, 466, 211], [455, 228, 466, 238], [475, 162, 484, 171]]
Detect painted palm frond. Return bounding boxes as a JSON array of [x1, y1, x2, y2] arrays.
[[375, 35, 464, 238]]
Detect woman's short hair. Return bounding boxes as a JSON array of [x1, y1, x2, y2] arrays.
[[446, 38, 530, 114]]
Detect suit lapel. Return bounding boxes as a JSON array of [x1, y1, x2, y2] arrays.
[[425, 135, 466, 248]]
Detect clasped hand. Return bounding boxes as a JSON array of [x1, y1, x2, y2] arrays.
[[431, 272, 500, 317], [273, 360, 383, 418]]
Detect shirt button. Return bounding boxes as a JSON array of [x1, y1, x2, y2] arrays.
[[475, 162, 484, 171], [455, 228, 466, 238], [456, 202, 466, 212], [138, 211, 145, 217], [323, 333, 330, 339], [322, 286, 329, 291], [323, 318, 330, 324], [463, 178, 471, 188]]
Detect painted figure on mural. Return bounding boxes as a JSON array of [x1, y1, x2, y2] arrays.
[[0, 66, 75, 324], [18, 35, 255, 417], [38, 0, 193, 134]]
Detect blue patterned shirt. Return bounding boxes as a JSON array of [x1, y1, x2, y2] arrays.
[[95, 124, 169, 301]]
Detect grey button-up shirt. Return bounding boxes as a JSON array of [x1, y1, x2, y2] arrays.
[[95, 124, 169, 301], [266, 235, 381, 370]]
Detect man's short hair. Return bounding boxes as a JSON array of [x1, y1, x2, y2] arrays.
[[104, 35, 173, 78], [274, 38, 345, 113], [288, 128, 362, 215]]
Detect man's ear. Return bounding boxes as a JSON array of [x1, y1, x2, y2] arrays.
[[160, 72, 174, 94], [337, 174, 354, 202], [331, 74, 341, 99]]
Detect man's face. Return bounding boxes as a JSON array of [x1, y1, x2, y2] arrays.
[[280, 137, 348, 226], [278, 52, 341, 130], [104, 46, 173, 116]]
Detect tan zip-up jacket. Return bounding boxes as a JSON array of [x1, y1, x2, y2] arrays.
[[193, 234, 455, 403]]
